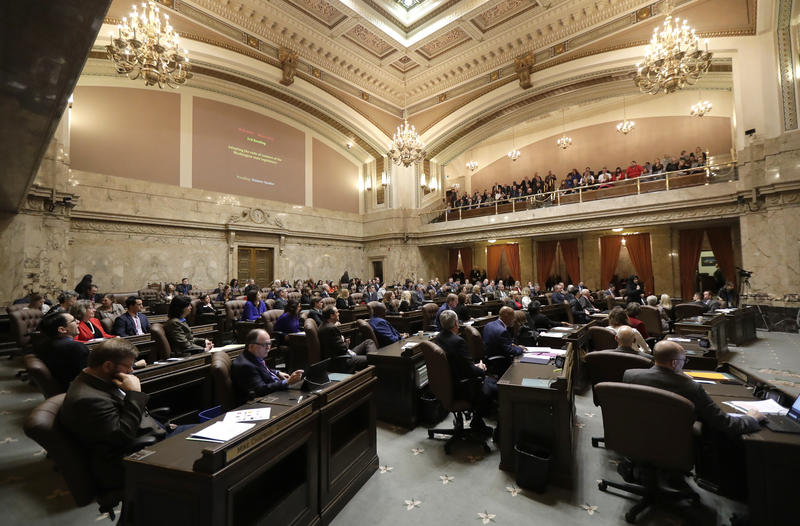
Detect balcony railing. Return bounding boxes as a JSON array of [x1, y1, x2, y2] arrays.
[[425, 161, 738, 224]]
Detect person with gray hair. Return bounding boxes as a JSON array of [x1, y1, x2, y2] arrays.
[[434, 310, 495, 434], [44, 290, 78, 318], [613, 326, 652, 359], [70, 300, 114, 342]]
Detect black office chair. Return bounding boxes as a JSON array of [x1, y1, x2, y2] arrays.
[[419, 341, 490, 455], [595, 382, 699, 523]]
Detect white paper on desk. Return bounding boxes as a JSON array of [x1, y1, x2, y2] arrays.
[[668, 337, 692, 343], [723, 399, 788, 415], [210, 344, 244, 352], [520, 355, 550, 364], [525, 347, 567, 356], [166, 357, 183, 361], [223, 408, 271, 423], [549, 327, 573, 332], [462, 320, 474, 326], [538, 331, 565, 338], [188, 421, 255, 442], [401, 342, 420, 350]]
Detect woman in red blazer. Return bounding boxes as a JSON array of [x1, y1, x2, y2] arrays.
[[70, 300, 115, 342]]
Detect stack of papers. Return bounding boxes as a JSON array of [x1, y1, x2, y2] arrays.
[[524, 347, 567, 356], [549, 327, 573, 332], [223, 408, 271, 423], [210, 344, 244, 352], [723, 399, 788, 415], [401, 342, 420, 350], [538, 331, 566, 338], [187, 421, 255, 443]]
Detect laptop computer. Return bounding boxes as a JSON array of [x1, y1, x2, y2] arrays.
[[764, 394, 800, 433], [302, 358, 330, 390]]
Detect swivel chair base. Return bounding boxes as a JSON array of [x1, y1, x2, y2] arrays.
[[598, 468, 700, 524], [427, 411, 491, 455]]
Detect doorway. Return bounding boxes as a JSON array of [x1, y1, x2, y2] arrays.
[[371, 260, 384, 283], [237, 247, 274, 288]]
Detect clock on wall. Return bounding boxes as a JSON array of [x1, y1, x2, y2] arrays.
[[250, 208, 266, 224]]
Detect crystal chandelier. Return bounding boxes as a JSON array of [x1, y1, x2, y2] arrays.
[[616, 97, 635, 135], [507, 126, 521, 161], [106, 1, 191, 89], [389, 85, 426, 168], [466, 159, 478, 171], [634, 1, 712, 95], [690, 98, 712, 117], [557, 109, 572, 150]]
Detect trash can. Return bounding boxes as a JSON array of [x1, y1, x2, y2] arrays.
[[418, 390, 446, 426], [514, 441, 551, 493], [198, 405, 223, 422]]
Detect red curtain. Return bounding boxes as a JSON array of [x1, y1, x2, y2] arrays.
[[536, 240, 559, 287], [487, 245, 504, 282], [706, 226, 735, 284], [559, 239, 581, 284], [679, 229, 705, 300], [461, 248, 473, 279], [448, 248, 459, 277], [504, 244, 521, 282], [625, 233, 655, 295], [600, 236, 623, 289]]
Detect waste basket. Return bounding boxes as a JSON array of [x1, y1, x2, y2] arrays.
[[514, 441, 551, 492]]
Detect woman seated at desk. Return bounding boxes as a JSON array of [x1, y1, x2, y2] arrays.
[[336, 289, 350, 310], [241, 290, 267, 321], [71, 300, 115, 342], [198, 294, 217, 315], [273, 299, 302, 334], [164, 296, 213, 356], [95, 293, 124, 321]]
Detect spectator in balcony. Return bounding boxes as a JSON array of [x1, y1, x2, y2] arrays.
[[652, 159, 665, 176], [642, 162, 652, 175], [544, 171, 557, 192], [695, 146, 707, 165], [626, 160, 643, 179], [665, 156, 679, 172], [613, 167, 625, 181]]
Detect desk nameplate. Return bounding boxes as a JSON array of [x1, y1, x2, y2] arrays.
[[224, 404, 314, 465]]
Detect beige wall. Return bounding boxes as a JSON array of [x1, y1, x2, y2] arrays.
[[312, 139, 359, 213]]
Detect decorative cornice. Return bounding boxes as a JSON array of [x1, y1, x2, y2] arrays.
[[776, 0, 797, 131]]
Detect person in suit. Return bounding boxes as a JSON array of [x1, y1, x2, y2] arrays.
[[70, 300, 114, 342], [526, 301, 557, 330], [241, 289, 267, 321], [164, 296, 213, 356], [198, 294, 217, 315], [230, 329, 304, 404], [470, 284, 484, 305], [36, 312, 89, 392], [434, 294, 458, 330], [176, 277, 192, 295], [364, 285, 378, 303], [718, 281, 738, 308], [482, 307, 524, 376], [550, 284, 568, 304], [273, 288, 288, 311], [307, 296, 324, 327], [318, 307, 375, 371], [702, 290, 721, 312], [625, 275, 644, 305], [368, 302, 407, 347], [624, 341, 763, 437], [612, 326, 652, 359], [453, 293, 471, 322], [59, 339, 167, 495], [434, 310, 495, 433], [410, 284, 426, 308], [113, 296, 151, 337]]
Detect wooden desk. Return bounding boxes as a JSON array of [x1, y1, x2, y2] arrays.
[[467, 301, 502, 318], [385, 310, 423, 333], [366, 334, 431, 428], [338, 306, 369, 324], [719, 307, 757, 345], [497, 357, 575, 488], [663, 336, 718, 370], [675, 313, 728, 352]]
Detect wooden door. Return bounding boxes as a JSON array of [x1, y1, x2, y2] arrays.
[[237, 247, 273, 288]]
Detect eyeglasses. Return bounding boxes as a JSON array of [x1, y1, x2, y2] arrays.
[[255, 341, 272, 349]]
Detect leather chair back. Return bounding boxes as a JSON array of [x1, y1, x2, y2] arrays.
[[638, 306, 663, 338], [419, 341, 470, 413], [9, 308, 43, 349], [23, 394, 96, 506], [210, 352, 236, 411], [544, 292, 553, 305], [150, 323, 172, 361], [321, 297, 336, 308], [422, 303, 440, 330], [264, 298, 276, 311], [512, 310, 528, 335], [356, 319, 377, 345], [24, 353, 64, 398], [674, 303, 706, 321], [6, 303, 26, 313], [595, 382, 694, 471], [288, 291, 301, 302], [261, 309, 284, 335], [112, 294, 132, 306], [463, 326, 484, 361], [588, 326, 617, 352], [224, 300, 246, 331], [368, 301, 385, 318], [350, 293, 363, 305], [186, 298, 202, 326], [99, 317, 114, 334], [586, 350, 652, 405], [303, 317, 321, 365]]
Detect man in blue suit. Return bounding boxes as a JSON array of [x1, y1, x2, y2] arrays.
[[482, 306, 524, 376], [231, 329, 304, 405], [368, 303, 408, 347], [112, 296, 151, 337], [434, 293, 458, 330]]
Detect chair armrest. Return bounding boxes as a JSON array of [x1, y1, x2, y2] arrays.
[[148, 406, 171, 422], [124, 435, 158, 454]]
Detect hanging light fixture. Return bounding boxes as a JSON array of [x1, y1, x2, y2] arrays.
[[388, 82, 426, 167], [616, 96, 635, 135], [557, 108, 572, 150], [690, 90, 712, 117], [507, 125, 521, 161], [106, 1, 192, 89], [466, 159, 478, 171], [634, 0, 712, 95]]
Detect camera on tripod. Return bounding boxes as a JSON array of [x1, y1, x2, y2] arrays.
[[736, 266, 753, 278]]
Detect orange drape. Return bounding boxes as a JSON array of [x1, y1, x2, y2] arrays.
[[461, 248, 473, 279], [706, 226, 735, 284], [600, 236, 623, 289], [559, 239, 581, 284], [487, 245, 504, 282], [504, 244, 521, 282], [448, 248, 460, 277], [625, 233, 655, 295], [536, 240, 559, 288], [679, 229, 705, 300]]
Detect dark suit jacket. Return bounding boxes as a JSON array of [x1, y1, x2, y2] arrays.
[[37, 337, 89, 393], [623, 365, 760, 437], [59, 371, 165, 491], [613, 345, 653, 360], [176, 283, 192, 294], [369, 317, 400, 347], [318, 320, 349, 359], [112, 312, 151, 337], [230, 350, 286, 404], [307, 309, 324, 328], [482, 318, 522, 375], [434, 330, 484, 388], [164, 318, 205, 356], [531, 312, 557, 330]]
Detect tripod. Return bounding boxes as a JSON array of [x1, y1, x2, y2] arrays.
[[739, 275, 771, 331]]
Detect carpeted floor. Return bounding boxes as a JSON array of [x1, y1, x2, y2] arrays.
[[1, 329, 797, 525]]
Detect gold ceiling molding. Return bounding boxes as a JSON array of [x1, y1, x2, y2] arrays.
[[358, 0, 463, 33]]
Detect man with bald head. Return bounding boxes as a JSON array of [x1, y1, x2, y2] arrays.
[[482, 306, 524, 376], [613, 326, 652, 360], [623, 340, 763, 437], [231, 329, 304, 404]]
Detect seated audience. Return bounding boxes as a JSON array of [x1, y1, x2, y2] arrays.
[[198, 294, 216, 315], [434, 293, 459, 330], [74, 274, 94, 298], [383, 291, 398, 314], [229, 278, 242, 296], [96, 293, 124, 321], [336, 289, 350, 310], [59, 339, 167, 496], [25, 292, 50, 314], [112, 296, 150, 337], [81, 284, 100, 303], [273, 299, 302, 335], [398, 290, 412, 312], [241, 290, 267, 321], [482, 306, 524, 376], [164, 296, 213, 356], [606, 306, 651, 355], [703, 290, 721, 312], [624, 341, 763, 437], [647, 294, 670, 332], [307, 296, 324, 327], [230, 329, 304, 404], [434, 310, 495, 434], [718, 281, 738, 308], [71, 300, 114, 342], [318, 307, 375, 370], [161, 283, 176, 303], [216, 285, 233, 302], [613, 326, 652, 359], [625, 275, 644, 304], [368, 302, 407, 347], [527, 300, 558, 330], [300, 287, 313, 305], [45, 290, 78, 318], [550, 284, 567, 304], [454, 293, 471, 321], [273, 288, 289, 311], [244, 279, 259, 295], [176, 278, 192, 295], [625, 302, 650, 339], [36, 312, 89, 392]]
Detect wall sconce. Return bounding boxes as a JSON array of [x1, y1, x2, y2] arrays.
[[364, 175, 372, 191], [428, 176, 437, 191], [381, 171, 389, 186], [420, 173, 427, 188]]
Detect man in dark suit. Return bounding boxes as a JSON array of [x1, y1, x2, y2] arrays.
[[318, 307, 375, 370], [112, 296, 151, 337], [718, 281, 738, 308], [623, 341, 763, 437], [59, 339, 166, 493], [434, 293, 458, 330], [37, 312, 89, 392], [176, 277, 192, 295], [482, 307, 524, 376], [702, 290, 721, 312], [434, 310, 495, 433], [411, 284, 426, 308], [230, 329, 304, 404], [368, 302, 407, 347], [307, 296, 324, 327], [364, 285, 378, 303]]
